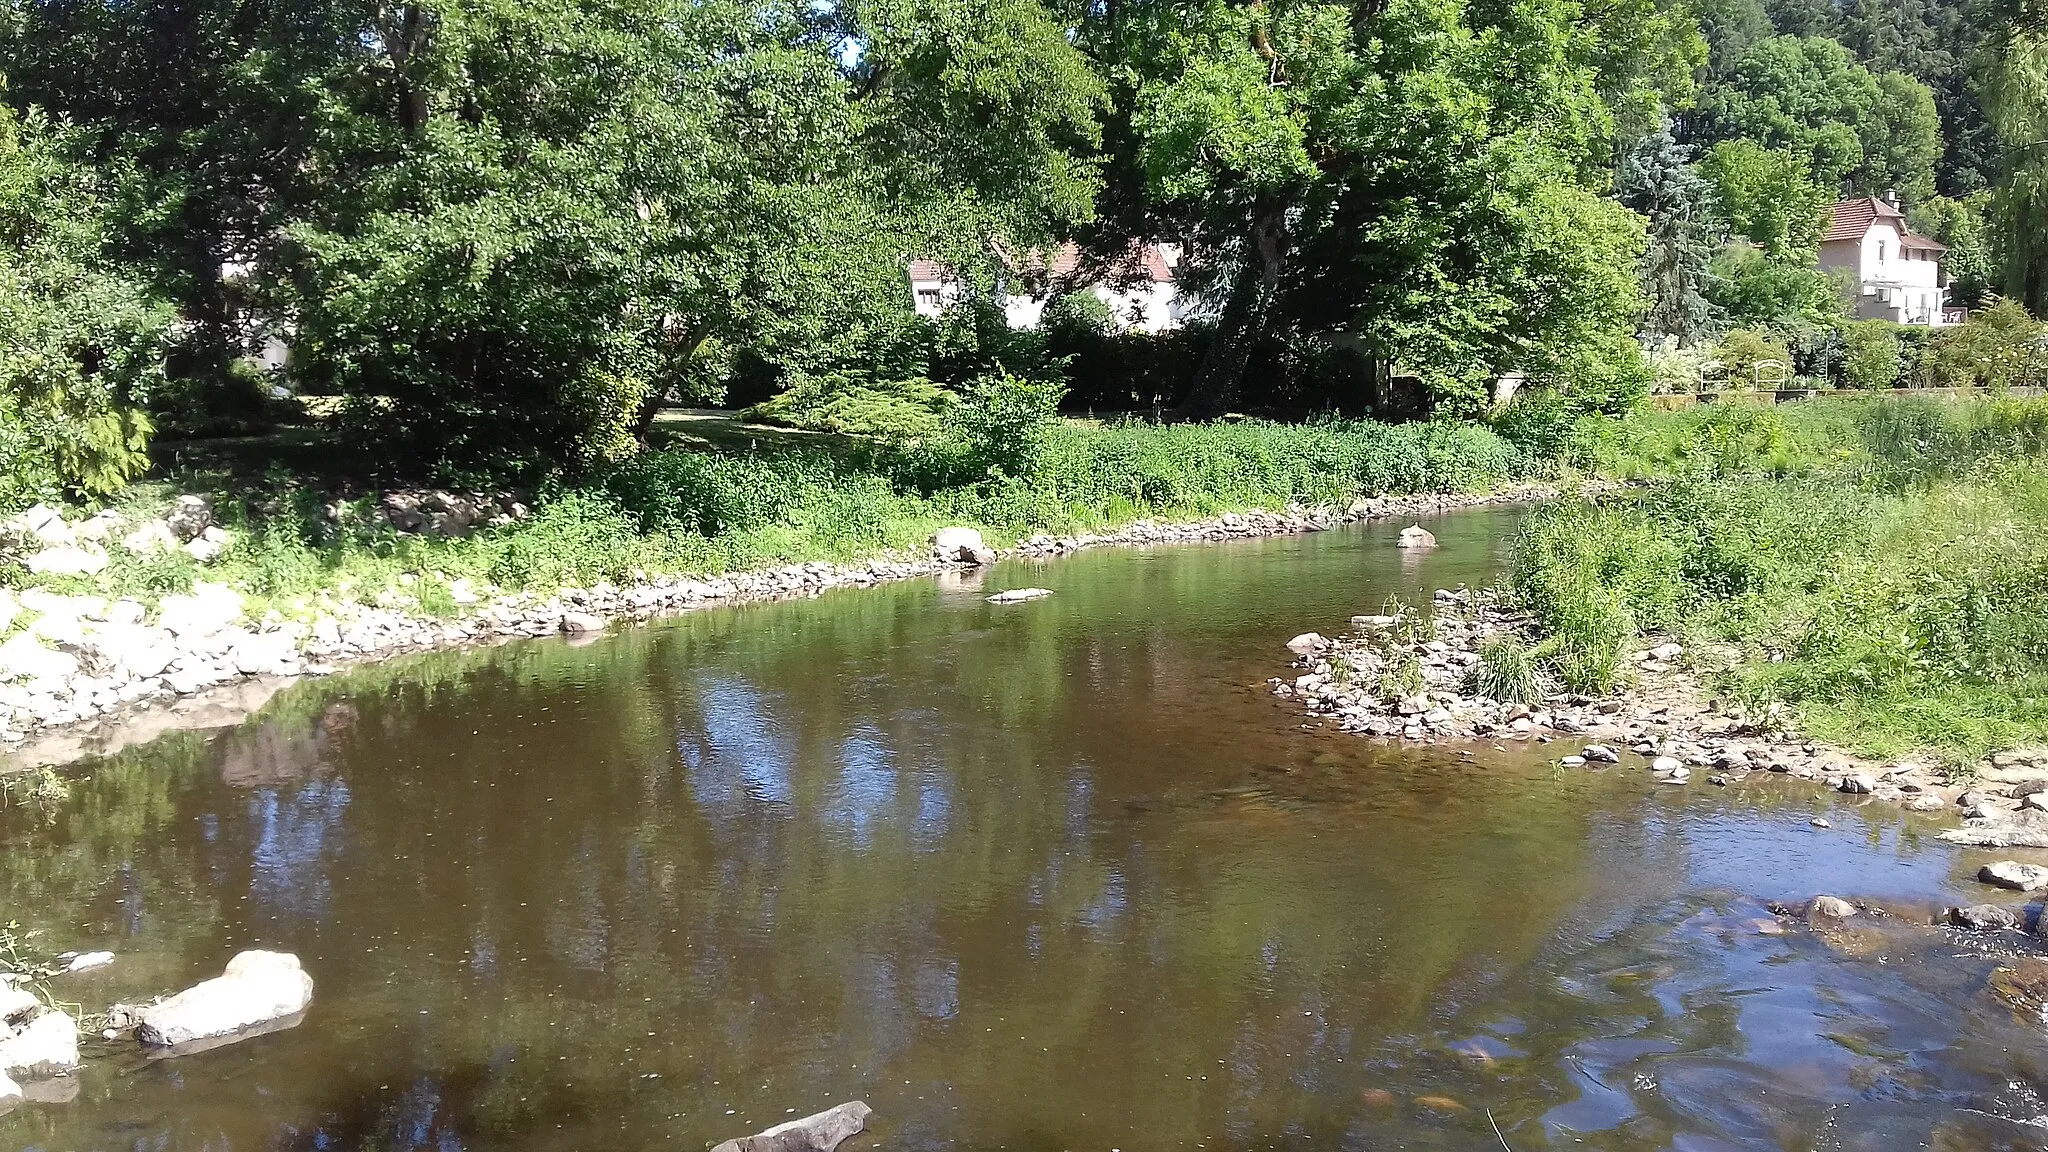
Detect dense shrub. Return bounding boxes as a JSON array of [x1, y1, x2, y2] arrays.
[[1841, 321, 1903, 389], [1920, 301, 2048, 389], [1712, 329, 1793, 390], [0, 108, 169, 511]]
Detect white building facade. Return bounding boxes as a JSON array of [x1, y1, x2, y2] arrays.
[[909, 243, 1184, 333], [1817, 196, 1953, 326]]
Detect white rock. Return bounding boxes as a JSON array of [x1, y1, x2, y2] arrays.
[[1396, 525, 1436, 550], [158, 583, 245, 639], [0, 1070, 17, 1111], [1840, 773, 1877, 794], [711, 1101, 872, 1152], [0, 1011, 79, 1078], [182, 525, 231, 562], [0, 634, 79, 682], [932, 527, 990, 563], [560, 611, 606, 634], [24, 546, 108, 576], [1285, 632, 1327, 654], [1980, 861, 2048, 891], [105, 599, 146, 626], [986, 588, 1054, 604], [229, 631, 299, 676], [121, 519, 178, 555], [0, 986, 36, 1025], [8, 504, 72, 546], [64, 951, 114, 973], [137, 950, 314, 1049], [1652, 755, 1684, 774], [1581, 744, 1619, 763], [165, 495, 212, 542]]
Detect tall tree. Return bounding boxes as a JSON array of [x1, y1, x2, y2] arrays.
[[1618, 123, 1722, 346]]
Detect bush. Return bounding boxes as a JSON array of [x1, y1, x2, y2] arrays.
[[746, 375, 955, 439], [0, 108, 169, 511], [1841, 321, 1903, 389], [1920, 301, 2048, 389], [1707, 247, 1846, 331], [1711, 329, 1793, 390]]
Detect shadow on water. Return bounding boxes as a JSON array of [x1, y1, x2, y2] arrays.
[[5, 509, 2048, 1150]]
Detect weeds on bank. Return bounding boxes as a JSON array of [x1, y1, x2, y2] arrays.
[[1510, 460, 2048, 764], [2, 418, 1537, 620]]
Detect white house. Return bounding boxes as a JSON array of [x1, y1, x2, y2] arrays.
[[1817, 195, 1953, 326], [908, 243, 1185, 333]]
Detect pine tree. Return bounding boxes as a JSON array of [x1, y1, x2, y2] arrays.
[[1618, 123, 1724, 347]]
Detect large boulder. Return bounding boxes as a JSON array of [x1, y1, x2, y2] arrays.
[[1396, 525, 1436, 550], [711, 1101, 871, 1152], [932, 527, 995, 565], [0, 1011, 80, 1079], [1980, 861, 2048, 892], [137, 950, 314, 1050]]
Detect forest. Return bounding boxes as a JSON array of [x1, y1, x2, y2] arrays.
[[1, 0, 2047, 500]]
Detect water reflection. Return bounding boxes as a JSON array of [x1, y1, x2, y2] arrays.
[[0, 512, 2042, 1151]]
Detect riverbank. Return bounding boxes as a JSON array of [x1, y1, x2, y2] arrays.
[[0, 484, 1553, 767], [1276, 393, 2048, 823]]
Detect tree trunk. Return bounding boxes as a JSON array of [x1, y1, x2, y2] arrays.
[[1181, 202, 1287, 419]]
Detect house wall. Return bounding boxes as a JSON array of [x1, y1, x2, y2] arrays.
[[1822, 223, 1948, 327]]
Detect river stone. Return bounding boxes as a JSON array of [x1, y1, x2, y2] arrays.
[[0, 1011, 79, 1078], [932, 527, 990, 564], [158, 583, 245, 639], [24, 546, 108, 576], [137, 950, 314, 1049], [1809, 896, 1858, 920], [183, 525, 232, 562], [0, 634, 78, 682], [560, 612, 605, 635], [0, 986, 35, 1026], [1840, 773, 1877, 795], [1396, 525, 1436, 550], [1980, 861, 2048, 891], [986, 588, 1053, 604], [122, 519, 178, 555], [1285, 632, 1326, 655], [229, 631, 299, 676], [1951, 903, 2020, 930], [711, 1101, 871, 1152], [64, 951, 114, 973], [1581, 744, 1619, 763]]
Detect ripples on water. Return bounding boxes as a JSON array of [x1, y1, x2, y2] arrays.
[[3, 510, 2047, 1150]]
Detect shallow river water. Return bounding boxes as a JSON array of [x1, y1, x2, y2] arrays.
[[5, 509, 2048, 1151]]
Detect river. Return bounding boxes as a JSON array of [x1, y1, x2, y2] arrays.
[[2, 508, 2045, 1150]]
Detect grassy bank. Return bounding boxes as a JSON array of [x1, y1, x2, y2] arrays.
[[2, 416, 1533, 621], [1509, 394, 2048, 765]]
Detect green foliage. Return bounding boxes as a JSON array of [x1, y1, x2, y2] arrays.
[[1714, 328, 1795, 388], [1699, 34, 1942, 200], [1706, 245, 1846, 329], [1910, 193, 1997, 308], [1701, 139, 1832, 256], [1841, 320, 1904, 387], [0, 107, 169, 511], [1466, 635, 1545, 705], [748, 376, 956, 439], [1512, 456, 2048, 761], [1618, 125, 1721, 349], [1919, 300, 2048, 387]]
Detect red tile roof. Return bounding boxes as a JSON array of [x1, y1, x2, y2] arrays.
[[1822, 196, 1902, 244]]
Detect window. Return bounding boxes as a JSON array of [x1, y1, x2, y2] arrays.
[[1877, 238, 1888, 262]]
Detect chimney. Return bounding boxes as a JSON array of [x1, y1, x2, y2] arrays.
[[1883, 189, 1900, 208]]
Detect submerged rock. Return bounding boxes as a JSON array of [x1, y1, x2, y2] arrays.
[[137, 950, 314, 1050], [1396, 525, 1436, 550], [711, 1101, 872, 1152], [0, 1011, 79, 1079], [986, 588, 1053, 604], [1979, 861, 2048, 892], [1285, 632, 1327, 655]]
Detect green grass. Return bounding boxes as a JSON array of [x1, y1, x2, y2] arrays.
[[2, 416, 1537, 624], [1508, 392, 2048, 764]]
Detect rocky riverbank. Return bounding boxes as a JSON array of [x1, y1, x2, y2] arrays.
[[1272, 586, 2048, 825], [1, 485, 1552, 768]]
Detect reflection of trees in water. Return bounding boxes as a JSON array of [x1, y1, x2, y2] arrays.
[[8, 528, 1938, 1149]]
